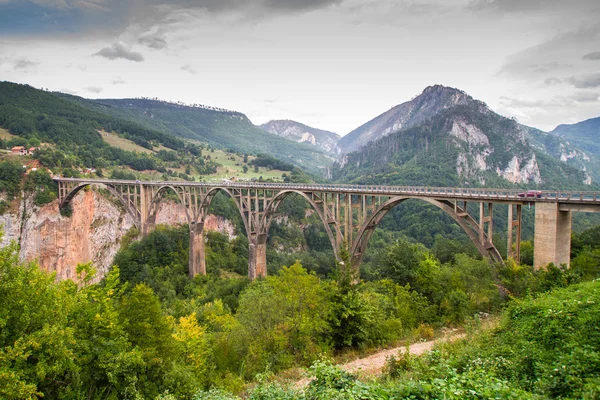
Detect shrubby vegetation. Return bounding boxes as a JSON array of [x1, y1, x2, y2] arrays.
[[0, 158, 24, 198], [0, 159, 58, 210], [192, 279, 600, 399], [249, 153, 294, 171], [2, 220, 600, 398]]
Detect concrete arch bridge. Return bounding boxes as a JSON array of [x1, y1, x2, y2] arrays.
[[55, 178, 600, 279]]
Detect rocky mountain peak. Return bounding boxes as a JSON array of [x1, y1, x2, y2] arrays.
[[259, 119, 340, 155], [336, 85, 489, 155], [418, 85, 473, 106]]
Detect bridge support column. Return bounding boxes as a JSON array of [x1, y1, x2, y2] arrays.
[[139, 184, 155, 236], [534, 202, 571, 269], [144, 216, 156, 236], [507, 204, 522, 262], [248, 235, 267, 280], [189, 223, 206, 278]]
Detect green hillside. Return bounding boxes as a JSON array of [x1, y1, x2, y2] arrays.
[[64, 96, 333, 175], [0, 82, 301, 183], [551, 116, 600, 155], [0, 81, 202, 177]]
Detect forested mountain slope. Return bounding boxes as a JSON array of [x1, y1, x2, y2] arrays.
[[76, 97, 333, 175], [551, 116, 600, 155], [335, 84, 598, 188], [0, 81, 194, 174], [333, 100, 597, 190]]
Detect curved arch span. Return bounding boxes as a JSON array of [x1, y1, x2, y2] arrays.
[[197, 187, 250, 237], [59, 182, 140, 227], [351, 196, 503, 268], [260, 190, 339, 256], [148, 185, 192, 226]]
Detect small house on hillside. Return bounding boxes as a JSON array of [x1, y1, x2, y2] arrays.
[[11, 146, 27, 155]]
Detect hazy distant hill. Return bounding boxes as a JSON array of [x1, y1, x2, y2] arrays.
[[259, 120, 340, 155], [83, 98, 332, 175], [550, 117, 600, 156]]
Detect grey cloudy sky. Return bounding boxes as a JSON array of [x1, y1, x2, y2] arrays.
[[0, 0, 599, 134]]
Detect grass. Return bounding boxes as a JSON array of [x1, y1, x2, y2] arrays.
[[0, 127, 16, 140], [200, 149, 287, 182], [99, 130, 170, 154], [100, 140, 289, 182]]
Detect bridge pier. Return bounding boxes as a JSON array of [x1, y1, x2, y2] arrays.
[[189, 223, 206, 278], [534, 202, 572, 269], [248, 235, 267, 280]]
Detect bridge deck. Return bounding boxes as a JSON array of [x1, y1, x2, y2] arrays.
[[53, 177, 600, 206]]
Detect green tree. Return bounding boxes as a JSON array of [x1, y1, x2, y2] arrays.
[[235, 262, 331, 376], [0, 234, 78, 399], [0, 159, 25, 197]]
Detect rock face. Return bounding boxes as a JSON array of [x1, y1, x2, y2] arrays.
[[3, 189, 237, 283], [0, 199, 23, 249], [337, 85, 489, 154], [259, 119, 340, 155], [19, 189, 135, 283], [449, 117, 541, 185], [153, 201, 237, 239]]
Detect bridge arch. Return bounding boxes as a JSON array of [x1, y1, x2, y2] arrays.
[[59, 182, 140, 227], [147, 185, 192, 227], [350, 196, 503, 269], [197, 186, 250, 235], [260, 190, 339, 257]]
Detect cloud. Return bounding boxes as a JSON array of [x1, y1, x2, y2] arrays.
[[85, 86, 103, 93], [544, 77, 562, 85], [111, 77, 126, 85], [470, 0, 598, 14], [138, 33, 167, 49], [567, 72, 600, 88], [570, 91, 599, 102], [0, 0, 345, 36], [13, 58, 39, 70], [583, 51, 600, 60], [498, 25, 600, 81], [93, 42, 144, 62], [181, 64, 196, 74], [499, 96, 546, 109]]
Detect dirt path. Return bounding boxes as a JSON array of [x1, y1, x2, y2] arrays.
[[295, 333, 464, 388]]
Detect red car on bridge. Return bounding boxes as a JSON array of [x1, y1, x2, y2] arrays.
[[518, 190, 542, 198]]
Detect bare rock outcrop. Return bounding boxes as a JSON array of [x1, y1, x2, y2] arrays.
[[20, 189, 135, 283]]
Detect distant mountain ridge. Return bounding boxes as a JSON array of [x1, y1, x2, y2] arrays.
[[259, 119, 340, 155], [337, 85, 490, 154], [550, 116, 600, 156]]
